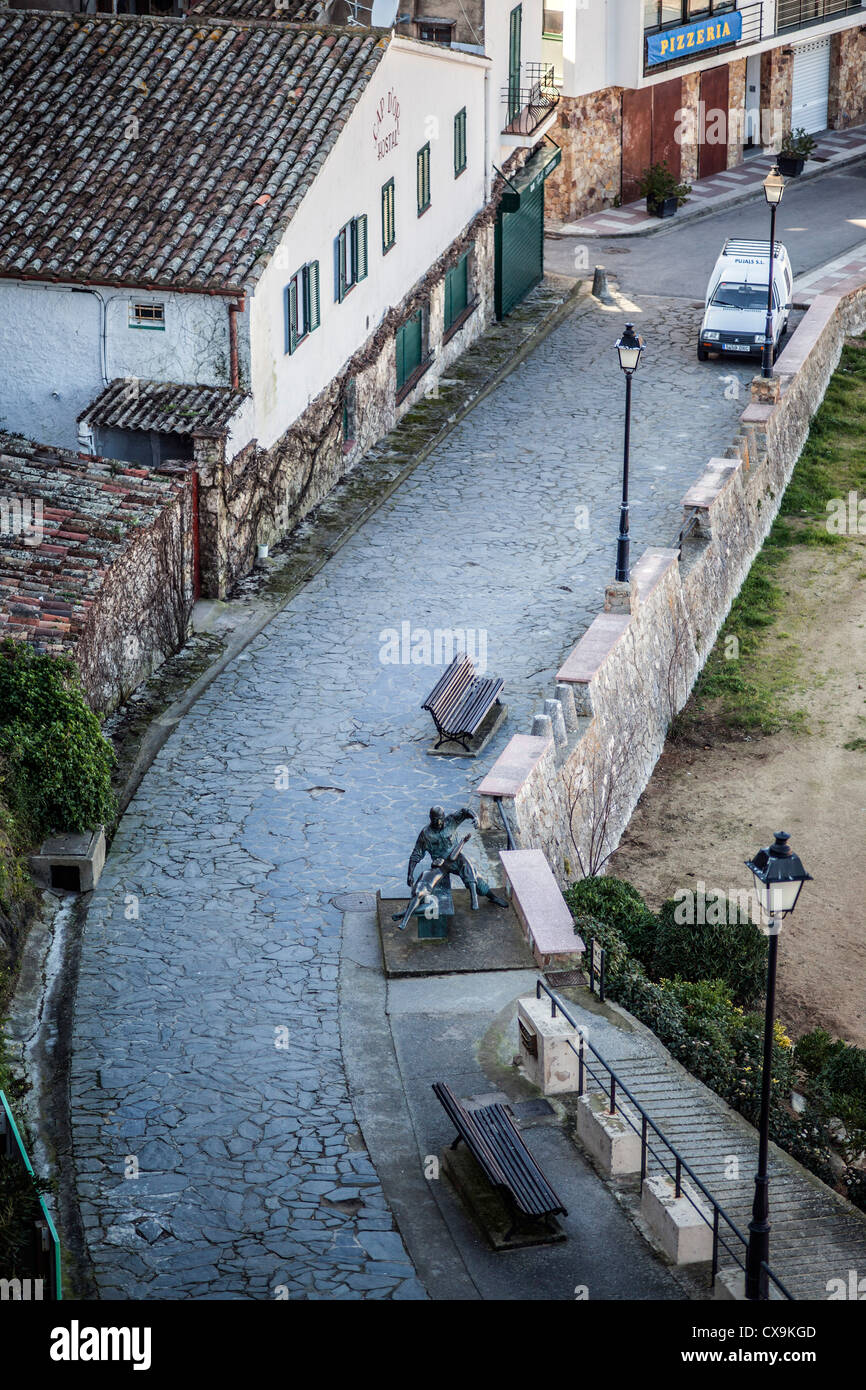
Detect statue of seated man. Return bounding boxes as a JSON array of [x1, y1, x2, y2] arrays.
[[402, 805, 508, 914]]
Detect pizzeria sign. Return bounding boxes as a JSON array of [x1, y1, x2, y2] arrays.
[[646, 11, 743, 67]]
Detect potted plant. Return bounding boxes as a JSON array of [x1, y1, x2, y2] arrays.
[[638, 161, 692, 218], [777, 127, 816, 177]]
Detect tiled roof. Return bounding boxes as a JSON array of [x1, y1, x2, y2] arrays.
[[0, 14, 388, 291], [189, 0, 321, 16], [82, 379, 248, 436], [0, 434, 185, 658]]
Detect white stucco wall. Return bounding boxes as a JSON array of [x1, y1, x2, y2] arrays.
[[485, 0, 545, 161], [246, 37, 490, 453], [0, 280, 241, 451]]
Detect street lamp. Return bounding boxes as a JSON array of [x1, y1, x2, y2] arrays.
[[744, 830, 812, 1300], [761, 166, 786, 379], [614, 322, 644, 585]]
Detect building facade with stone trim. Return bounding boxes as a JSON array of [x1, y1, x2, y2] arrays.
[[541, 0, 866, 223]]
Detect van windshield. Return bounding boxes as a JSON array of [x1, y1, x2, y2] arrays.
[[711, 281, 773, 311]]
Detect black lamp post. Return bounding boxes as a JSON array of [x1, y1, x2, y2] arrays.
[[744, 830, 812, 1300], [761, 166, 786, 379], [614, 322, 644, 585]]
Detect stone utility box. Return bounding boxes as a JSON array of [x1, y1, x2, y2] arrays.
[[517, 994, 583, 1094], [29, 827, 106, 893]]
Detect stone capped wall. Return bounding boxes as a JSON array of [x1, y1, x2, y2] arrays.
[[479, 276, 866, 883], [829, 27, 866, 130]]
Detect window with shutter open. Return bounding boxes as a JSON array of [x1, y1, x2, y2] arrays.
[[285, 261, 320, 353]]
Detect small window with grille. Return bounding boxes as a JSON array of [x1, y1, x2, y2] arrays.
[[129, 301, 165, 329]]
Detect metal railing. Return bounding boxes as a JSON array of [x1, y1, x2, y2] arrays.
[[0, 1090, 62, 1301], [502, 63, 560, 137], [644, 2, 764, 75], [777, 0, 865, 33], [535, 980, 795, 1299]]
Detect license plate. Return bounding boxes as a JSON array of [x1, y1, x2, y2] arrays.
[[727, 344, 751, 352]]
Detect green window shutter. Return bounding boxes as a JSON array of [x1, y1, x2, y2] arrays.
[[285, 279, 298, 354], [356, 215, 368, 281], [417, 145, 430, 214], [334, 231, 346, 303], [308, 260, 320, 330], [508, 5, 522, 122], [444, 272, 452, 332], [454, 109, 466, 175], [444, 254, 468, 331], [382, 180, 395, 252]]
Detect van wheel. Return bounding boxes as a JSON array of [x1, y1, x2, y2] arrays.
[[697, 343, 708, 362]]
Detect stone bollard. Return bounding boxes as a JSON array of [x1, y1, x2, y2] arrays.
[[592, 265, 613, 303], [544, 698, 568, 748], [555, 682, 579, 733], [531, 713, 554, 741], [751, 374, 781, 405]]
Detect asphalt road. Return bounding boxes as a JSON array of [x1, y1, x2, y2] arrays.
[[544, 157, 866, 301]]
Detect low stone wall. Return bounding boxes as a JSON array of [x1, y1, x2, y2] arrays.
[[75, 475, 195, 713], [195, 217, 496, 598], [479, 276, 866, 884]]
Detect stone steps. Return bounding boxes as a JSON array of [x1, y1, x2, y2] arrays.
[[579, 1036, 866, 1300]]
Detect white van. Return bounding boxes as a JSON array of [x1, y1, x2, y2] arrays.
[[698, 239, 793, 363]]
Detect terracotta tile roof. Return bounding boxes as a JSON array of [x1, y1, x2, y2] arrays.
[[0, 14, 388, 292], [0, 433, 186, 658], [189, 0, 321, 17], [82, 379, 248, 436]]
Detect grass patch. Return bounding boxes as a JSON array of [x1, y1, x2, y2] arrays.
[[689, 344, 866, 734]]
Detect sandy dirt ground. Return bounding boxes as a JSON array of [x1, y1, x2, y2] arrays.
[[608, 539, 866, 1048]]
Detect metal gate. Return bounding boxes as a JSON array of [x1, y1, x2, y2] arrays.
[[495, 178, 543, 320], [791, 36, 831, 135]]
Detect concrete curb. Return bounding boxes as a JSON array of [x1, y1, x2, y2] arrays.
[[548, 146, 866, 242], [339, 904, 480, 1301]]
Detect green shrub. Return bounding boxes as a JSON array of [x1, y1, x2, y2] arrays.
[[0, 640, 115, 838], [652, 898, 768, 1006], [573, 914, 630, 986], [819, 1044, 866, 1135], [564, 876, 656, 964], [794, 1027, 840, 1078]]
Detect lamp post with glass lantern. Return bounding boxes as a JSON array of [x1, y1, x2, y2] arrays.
[[744, 830, 812, 1299], [614, 323, 645, 585], [761, 167, 786, 379]]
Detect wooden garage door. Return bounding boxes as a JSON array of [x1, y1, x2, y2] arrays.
[[699, 64, 730, 179], [622, 87, 653, 206], [651, 76, 683, 179]]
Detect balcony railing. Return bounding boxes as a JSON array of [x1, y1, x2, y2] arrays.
[[501, 63, 560, 138], [644, 2, 764, 75], [777, 0, 865, 32]]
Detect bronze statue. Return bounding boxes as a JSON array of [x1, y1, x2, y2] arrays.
[[393, 805, 508, 929]]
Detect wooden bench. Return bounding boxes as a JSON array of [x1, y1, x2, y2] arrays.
[[433, 1082, 567, 1240], [422, 652, 504, 753]]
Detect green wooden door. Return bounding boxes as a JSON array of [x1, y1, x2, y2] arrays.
[[508, 5, 522, 122], [396, 309, 423, 391], [495, 178, 543, 320]]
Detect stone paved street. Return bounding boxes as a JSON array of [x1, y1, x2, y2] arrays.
[[70, 289, 745, 1299]]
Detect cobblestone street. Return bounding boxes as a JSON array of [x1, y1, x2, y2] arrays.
[[71, 289, 746, 1299]]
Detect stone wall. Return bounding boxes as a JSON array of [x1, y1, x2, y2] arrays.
[[544, 88, 623, 223], [195, 217, 497, 598], [829, 27, 866, 130], [761, 46, 793, 151], [726, 57, 747, 170], [479, 276, 866, 884], [74, 475, 195, 714]]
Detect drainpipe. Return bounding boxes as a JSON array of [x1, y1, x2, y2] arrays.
[[70, 286, 110, 388], [484, 61, 491, 203], [228, 295, 245, 390]]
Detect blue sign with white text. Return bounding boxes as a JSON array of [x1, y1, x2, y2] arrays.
[[646, 11, 743, 67]]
